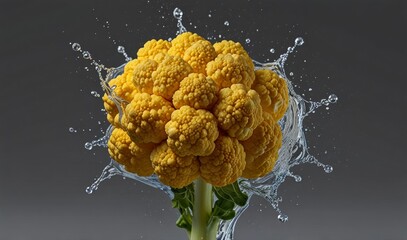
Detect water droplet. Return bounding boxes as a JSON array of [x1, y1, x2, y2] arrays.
[[72, 43, 81, 52], [294, 175, 302, 182], [85, 186, 93, 194], [328, 94, 338, 103], [245, 38, 251, 44], [117, 46, 125, 53], [270, 48, 275, 53], [224, 21, 229, 26], [84, 142, 93, 150], [324, 165, 333, 173], [69, 127, 75, 132], [278, 214, 288, 222], [173, 8, 183, 20], [82, 51, 91, 60], [287, 47, 293, 52], [308, 88, 312, 91], [208, 14, 212, 18], [295, 37, 304, 46], [289, 72, 294, 76], [90, 91, 100, 97]]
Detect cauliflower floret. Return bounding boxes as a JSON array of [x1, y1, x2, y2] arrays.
[[252, 69, 289, 120], [108, 128, 154, 176], [172, 73, 218, 110], [103, 74, 138, 127], [213, 40, 254, 70], [242, 113, 282, 178], [152, 54, 193, 101], [206, 54, 255, 89], [137, 39, 171, 59], [240, 113, 276, 164], [199, 134, 246, 187], [167, 32, 204, 57], [124, 59, 142, 73], [151, 142, 200, 188], [183, 40, 217, 74], [128, 58, 158, 94], [213, 84, 263, 141], [124, 93, 174, 143], [165, 106, 219, 157]]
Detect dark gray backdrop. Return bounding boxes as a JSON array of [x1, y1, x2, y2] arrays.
[[0, 0, 406, 239]]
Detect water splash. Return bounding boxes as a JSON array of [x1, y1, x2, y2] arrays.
[[173, 7, 187, 35], [117, 45, 132, 62], [84, 125, 114, 150], [73, 9, 337, 240]]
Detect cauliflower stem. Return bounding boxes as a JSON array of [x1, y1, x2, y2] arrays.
[[190, 178, 215, 240]]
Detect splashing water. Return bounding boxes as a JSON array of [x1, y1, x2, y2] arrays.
[[173, 7, 187, 35], [73, 7, 337, 240]]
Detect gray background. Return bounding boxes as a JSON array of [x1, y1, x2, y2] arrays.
[[0, 0, 406, 239]]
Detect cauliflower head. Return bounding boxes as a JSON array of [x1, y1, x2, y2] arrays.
[[108, 128, 154, 176], [199, 134, 246, 187], [124, 93, 174, 143], [252, 69, 289, 120], [172, 73, 218, 110], [102, 32, 290, 188], [151, 142, 200, 188], [213, 84, 263, 141], [166, 106, 219, 157]]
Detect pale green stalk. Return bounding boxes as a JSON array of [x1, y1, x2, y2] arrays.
[[190, 178, 218, 240]]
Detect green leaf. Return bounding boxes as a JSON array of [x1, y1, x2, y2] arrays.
[[171, 184, 194, 210], [211, 199, 236, 220], [213, 181, 248, 206], [176, 211, 192, 232], [211, 181, 249, 221], [171, 184, 194, 232]]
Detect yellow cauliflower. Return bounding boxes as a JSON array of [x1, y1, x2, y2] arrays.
[[124, 93, 174, 143], [100, 33, 291, 190], [107, 128, 154, 176], [242, 113, 282, 178], [165, 106, 219, 157], [183, 40, 217, 74], [103, 74, 138, 127], [252, 69, 289, 120], [151, 142, 200, 188], [172, 73, 218, 110], [206, 54, 255, 89], [213, 84, 263, 141], [128, 58, 158, 94], [167, 32, 204, 57], [152, 54, 193, 100], [199, 134, 246, 187], [136, 39, 171, 59], [213, 40, 254, 70]]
